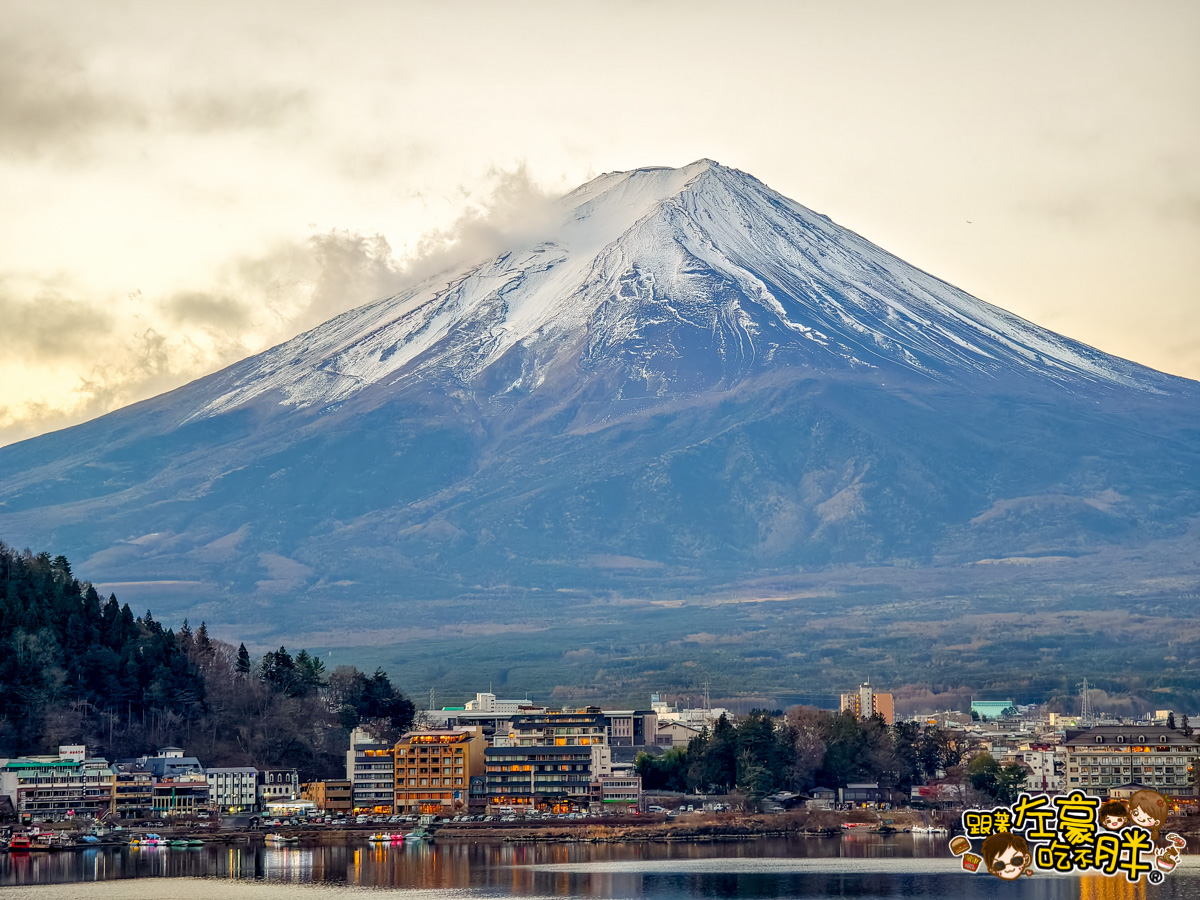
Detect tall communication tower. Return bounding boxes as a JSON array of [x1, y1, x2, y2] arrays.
[[1078, 678, 1092, 724]]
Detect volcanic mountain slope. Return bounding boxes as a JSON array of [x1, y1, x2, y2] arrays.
[[1, 160, 1198, 633]]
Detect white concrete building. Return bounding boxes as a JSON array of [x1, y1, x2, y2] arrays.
[[206, 766, 258, 813], [464, 692, 535, 716]]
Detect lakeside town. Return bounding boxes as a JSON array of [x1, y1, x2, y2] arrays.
[[4, 680, 1199, 847]]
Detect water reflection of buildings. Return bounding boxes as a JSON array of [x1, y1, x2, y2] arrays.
[[260, 845, 316, 882], [2, 840, 1194, 895], [1079, 873, 1149, 900]]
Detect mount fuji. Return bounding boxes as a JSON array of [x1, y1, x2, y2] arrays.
[[2, 160, 1198, 683]]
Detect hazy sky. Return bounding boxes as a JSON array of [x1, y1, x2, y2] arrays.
[[4, 0, 1198, 446]]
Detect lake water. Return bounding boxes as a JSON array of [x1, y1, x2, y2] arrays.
[[3, 835, 1199, 898]]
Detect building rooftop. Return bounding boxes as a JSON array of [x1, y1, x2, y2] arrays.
[[1063, 726, 1200, 748], [399, 727, 480, 742], [485, 745, 599, 756], [1, 758, 79, 769]]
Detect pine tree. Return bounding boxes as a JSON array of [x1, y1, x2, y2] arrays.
[[295, 649, 326, 694], [235, 643, 251, 676], [50, 554, 72, 583], [194, 622, 214, 668], [1168, 712, 1177, 730], [1182, 715, 1192, 737]]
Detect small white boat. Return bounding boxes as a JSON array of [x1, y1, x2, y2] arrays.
[[265, 833, 299, 844]]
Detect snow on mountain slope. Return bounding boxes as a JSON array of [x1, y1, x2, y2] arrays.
[[192, 159, 1176, 423]]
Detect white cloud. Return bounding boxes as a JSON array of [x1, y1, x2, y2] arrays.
[[0, 165, 560, 446]]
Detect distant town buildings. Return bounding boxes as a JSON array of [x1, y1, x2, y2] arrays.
[[840, 681, 895, 725], [464, 692, 536, 716], [971, 699, 1016, 720], [650, 694, 730, 730], [3, 687, 1197, 826]]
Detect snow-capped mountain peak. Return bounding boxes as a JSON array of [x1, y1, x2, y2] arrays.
[[194, 160, 1176, 420]]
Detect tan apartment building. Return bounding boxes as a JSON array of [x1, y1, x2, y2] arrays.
[[840, 681, 895, 725], [301, 779, 352, 815], [393, 727, 484, 816]]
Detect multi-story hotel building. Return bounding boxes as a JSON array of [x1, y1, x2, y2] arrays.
[[392, 727, 484, 815], [347, 727, 395, 814], [0, 755, 115, 822], [504, 708, 609, 747], [1063, 726, 1200, 798], [486, 744, 610, 811], [485, 708, 613, 811]]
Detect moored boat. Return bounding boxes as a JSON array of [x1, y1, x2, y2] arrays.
[[8, 833, 57, 851]]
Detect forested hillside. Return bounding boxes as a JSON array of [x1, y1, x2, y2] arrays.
[[0, 543, 414, 779]]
